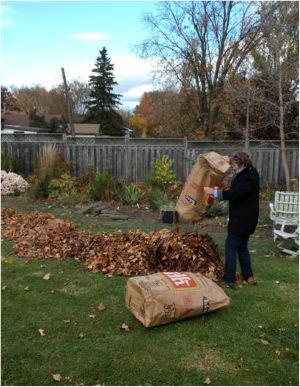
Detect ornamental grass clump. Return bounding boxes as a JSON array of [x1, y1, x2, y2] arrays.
[[86, 172, 119, 201], [30, 144, 69, 198], [118, 184, 142, 205]]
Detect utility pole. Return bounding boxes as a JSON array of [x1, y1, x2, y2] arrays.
[[61, 67, 75, 136], [245, 89, 250, 153]]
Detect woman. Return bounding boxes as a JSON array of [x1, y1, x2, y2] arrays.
[[204, 151, 260, 287]]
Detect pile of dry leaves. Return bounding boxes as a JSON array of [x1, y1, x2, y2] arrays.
[[2, 208, 224, 280]]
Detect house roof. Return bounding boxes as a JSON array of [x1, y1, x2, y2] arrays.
[[2, 111, 29, 127], [74, 123, 99, 134], [2, 111, 63, 127]]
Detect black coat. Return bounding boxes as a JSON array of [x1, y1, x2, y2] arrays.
[[222, 165, 260, 236]]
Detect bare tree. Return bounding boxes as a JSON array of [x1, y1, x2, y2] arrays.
[[12, 86, 50, 115], [136, 1, 261, 138], [251, 1, 299, 190], [53, 79, 90, 117]]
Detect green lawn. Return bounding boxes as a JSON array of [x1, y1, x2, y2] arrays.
[[1, 196, 299, 386]]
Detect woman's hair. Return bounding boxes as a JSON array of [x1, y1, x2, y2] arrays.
[[230, 151, 252, 166]]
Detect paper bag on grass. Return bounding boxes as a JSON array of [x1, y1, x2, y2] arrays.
[[126, 272, 230, 328], [176, 151, 230, 222]]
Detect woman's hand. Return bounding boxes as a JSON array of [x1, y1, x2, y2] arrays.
[[203, 187, 214, 196]]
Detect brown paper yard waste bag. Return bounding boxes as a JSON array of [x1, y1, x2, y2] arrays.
[[176, 151, 231, 222], [126, 272, 230, 327]]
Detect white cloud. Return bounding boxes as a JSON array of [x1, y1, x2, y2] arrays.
[[64, 54, 157, 108], [122, 83, 155, 100], [120, 83, 155, 110], [69, 32, 110, 42], [1, 53, 157, 110]]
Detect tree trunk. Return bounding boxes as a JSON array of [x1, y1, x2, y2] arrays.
[[278, 62, 290, 190]]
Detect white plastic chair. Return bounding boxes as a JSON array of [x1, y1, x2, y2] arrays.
[[270, 191, 299, 256], [269, 191, 299, 226], [273, 220, 299, 256]]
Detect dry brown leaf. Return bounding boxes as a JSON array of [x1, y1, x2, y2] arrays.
[[79, 332, 85, 338], [63, 320, 70, 323], [121, 323, 130, 332], [38, 329, 45, 336], [43, 273, 51, 280], [97, 303, 105, 312], [3, 258, 13, 265], [204, 377, 211, 385], [52, 374, 62, 382], [285, 347, 298, 356], [261, 339, 270, 345]]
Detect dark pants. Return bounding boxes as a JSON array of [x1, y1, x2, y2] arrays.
[[222, 234, 254, 284]]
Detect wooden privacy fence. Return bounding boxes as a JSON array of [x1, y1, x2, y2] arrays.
[[1, 133, 299, 187]]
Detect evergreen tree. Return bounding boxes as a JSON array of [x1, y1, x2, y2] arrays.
[[85, 47, 124, 135]]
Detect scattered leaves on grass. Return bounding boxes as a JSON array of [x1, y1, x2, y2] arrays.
[[121, 323, 130, 332], [261, 339, 270, 345], [63, 320, 70, 324], [1, 286, 8, 291], [285, 347, 298, 357], [274, 280, 280, 284], [52, 374, 62, 382], [78, 332, 85, 338], [97, 303, 105, 312], [89, 314, 96, 319], [258, 325, 263, 329], [275, 349, 281, 356], [43, 273, 51, 280], [38, 329, 45, 337], [204, 377, 211, 385], [2, 257, 13, 265], [24, 286, 29, 291]]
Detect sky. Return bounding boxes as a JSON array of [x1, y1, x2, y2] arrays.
[[1, 0, 160, 110]]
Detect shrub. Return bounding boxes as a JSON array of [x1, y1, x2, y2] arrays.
[[147, 155, 177, 192], [149, 187, 176, 210], [1, 148, 13, 172], [1, 170, 30, 195], [1, 148, 21, 174], [49, 173, 87, 205], [260, 188, 275, 201], [206, 201, 229, 218], [86, 172, 119, 201], [118, 184, 142, 205]]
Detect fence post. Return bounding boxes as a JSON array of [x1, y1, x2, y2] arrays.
[[62, 133, 67, 164], [183, 136, 188, 181], [125, 134, 130, 181]]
